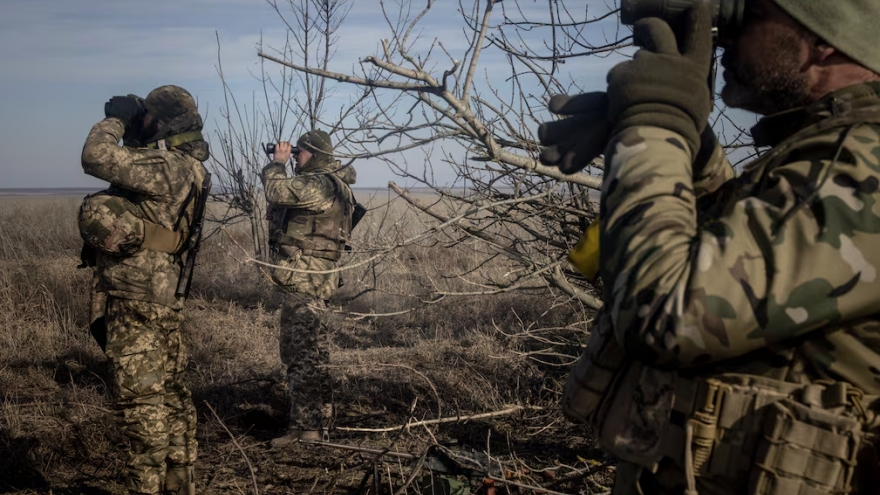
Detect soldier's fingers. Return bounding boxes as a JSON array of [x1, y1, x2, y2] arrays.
[[538, 110, 608, 146], [682, 1, 713, 62], [559, 122, 610, 174], [548, 92, 608, 115], [633, 18, 679, 54]]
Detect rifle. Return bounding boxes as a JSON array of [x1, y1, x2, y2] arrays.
[[176, 172, 212, 299], [301, 440, 569, 495]]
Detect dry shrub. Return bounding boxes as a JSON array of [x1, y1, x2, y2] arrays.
[[0, 194, 606, 494]]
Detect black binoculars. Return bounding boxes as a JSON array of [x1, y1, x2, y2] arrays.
[[262, 143, 301, 156], [620, 0, 745, 36]]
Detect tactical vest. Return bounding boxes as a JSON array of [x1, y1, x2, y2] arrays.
[[269, 175, 354, 262], [563, 108, 880, 495]]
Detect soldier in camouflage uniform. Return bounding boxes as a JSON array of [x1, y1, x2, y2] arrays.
[[78, 86, 210, 495], [260, 131, 356, 447], [541, 1, 880, 494]]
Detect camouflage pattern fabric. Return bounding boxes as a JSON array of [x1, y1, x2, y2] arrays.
[[600, 82, 880, 493], [81, 114, 207, 493], [142, 85, 204, 144], [78, 192, 146, 256], [105, 297, 196, 494], [279, 293, 334, 430], [261, 156, 352, 433], [261, 159, 347, 298], [81, 117, 208, 309]]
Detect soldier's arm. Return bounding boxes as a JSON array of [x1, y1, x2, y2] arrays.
[[260, 161, 335, 210], [81, 118, 181, 197], [692, 132, 735, 198], [601, 124, 880, 369]]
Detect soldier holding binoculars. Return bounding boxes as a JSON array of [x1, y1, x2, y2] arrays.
[[543, 1, 880, 493]]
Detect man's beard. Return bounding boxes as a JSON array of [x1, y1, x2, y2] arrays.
[[720, 31, 813, 115]]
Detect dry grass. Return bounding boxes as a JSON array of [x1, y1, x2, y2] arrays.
[[0, 194, 611, 495]]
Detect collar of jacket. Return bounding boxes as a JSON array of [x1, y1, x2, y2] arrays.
[[751, 81, 880, 147]]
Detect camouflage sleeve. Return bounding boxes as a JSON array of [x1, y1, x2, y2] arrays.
[[601, 124, 880, 369], [693, 139, 735, 198], [261, 161, 335, 210], [81, 118, 185, 197]]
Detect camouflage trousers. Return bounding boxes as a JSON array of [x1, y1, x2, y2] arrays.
[[279, 293, 334, 431], [104, 298, 197, 494]]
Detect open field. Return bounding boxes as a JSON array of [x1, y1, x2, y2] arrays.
[[0, 194, 610, 495]]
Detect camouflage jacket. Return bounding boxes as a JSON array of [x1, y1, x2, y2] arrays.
[[601, 82, 880, 393], [81, 117, 209, 309], [260, 160, 354, 299]]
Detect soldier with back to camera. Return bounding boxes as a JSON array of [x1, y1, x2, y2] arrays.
[[260, 131, 361, 447], [539, 0, 880, 493], [78, 85, 211, 495]]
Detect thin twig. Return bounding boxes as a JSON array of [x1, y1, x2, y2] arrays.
[[336, 405, 542, 432], [487, 475, 572, 495], [204, 401, 260, 495], [392, 448, 429, 495]]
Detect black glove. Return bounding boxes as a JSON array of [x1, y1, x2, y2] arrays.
[[606, 2, 713, 155], [104, 94, 145, 129], [538, 92, 609, 174]]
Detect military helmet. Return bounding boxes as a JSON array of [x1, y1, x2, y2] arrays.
[[144, 85, 199, 125], [297, 130, 333, 156], [771, 0, 880, 74]]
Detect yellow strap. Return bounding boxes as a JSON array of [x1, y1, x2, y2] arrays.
[[568, 217, 601, 281], [141, 221, 184, 253], [145, 130, 204, 150]]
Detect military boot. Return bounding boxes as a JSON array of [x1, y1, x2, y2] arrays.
[[163, 465, 196, 495]]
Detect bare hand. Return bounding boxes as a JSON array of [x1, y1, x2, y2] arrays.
[[273, 141, 292, 163]]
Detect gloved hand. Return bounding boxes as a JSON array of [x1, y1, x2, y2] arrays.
[[104, 94, 146, 129], [538, 92, 609, 174], [606, 2, 713, 155]]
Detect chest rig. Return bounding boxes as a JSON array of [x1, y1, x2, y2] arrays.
[[268, 175, 354, 262]]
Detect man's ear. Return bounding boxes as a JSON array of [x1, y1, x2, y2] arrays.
[[809, 38, 837, 65]]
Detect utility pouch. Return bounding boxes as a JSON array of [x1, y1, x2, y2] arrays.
[[750, 384, 866, 495], [593, 360, 677, 469], [562, 309, 627, 424]]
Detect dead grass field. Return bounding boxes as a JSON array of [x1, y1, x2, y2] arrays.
[[0, 193, 611, 495]]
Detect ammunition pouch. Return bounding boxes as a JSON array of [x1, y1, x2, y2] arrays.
[[562, 309, 626, 423], [593, 369, 877, 495]]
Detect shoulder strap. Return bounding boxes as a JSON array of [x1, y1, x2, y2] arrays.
[[145, 130, 205, 151]]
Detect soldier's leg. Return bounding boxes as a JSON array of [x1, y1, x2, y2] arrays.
[[106, 299, 181, 494], [279, 295, 333, 433], [162, 322, 198, 495]]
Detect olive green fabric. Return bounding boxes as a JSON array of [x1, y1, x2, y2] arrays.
[[606, 1, 713, 156], [772, 0, 880, 74], [296, 130, 337, 173], [143, 85, 204, 145]]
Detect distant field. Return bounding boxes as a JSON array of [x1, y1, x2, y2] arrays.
[[0, 193, 608, 494]]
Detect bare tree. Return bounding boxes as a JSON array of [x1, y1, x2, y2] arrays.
[[209, 0, 756, 366], [206, 0, 358, 260], [255, 0, 633, 314]]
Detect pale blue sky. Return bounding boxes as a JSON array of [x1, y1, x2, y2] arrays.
[[0, 0, 755, 189]]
